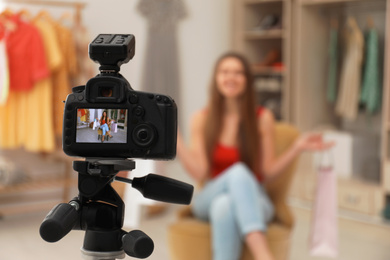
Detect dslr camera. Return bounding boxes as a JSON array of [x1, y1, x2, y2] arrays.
[[63, 34, 177, 159]]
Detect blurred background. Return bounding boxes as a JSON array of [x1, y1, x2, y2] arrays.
[[0, 0, 390, 259]]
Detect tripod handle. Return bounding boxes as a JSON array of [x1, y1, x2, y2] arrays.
[[40, 203, 79, 242], [122, 230, 154, 259], [131, 174, 194, 205]]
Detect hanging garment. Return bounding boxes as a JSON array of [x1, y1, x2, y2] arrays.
[[23, 16, 63, 152], [327, 28, 338, 104], [2, 14, 50, 92], [137, 0, 187, 104], [360, 28, 381, 114], [0, 35, 9, 105], [335, 17, 364, 121], [51, 21, 78, 136], [0, 14, 50, 149]]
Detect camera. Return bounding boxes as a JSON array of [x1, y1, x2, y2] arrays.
[[62, 34, 177, 159]]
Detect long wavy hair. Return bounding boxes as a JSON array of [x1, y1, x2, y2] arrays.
[[100, 111, 108, 123], [204, 52, 260, 175]]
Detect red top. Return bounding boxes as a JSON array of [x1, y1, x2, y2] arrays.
[[210, 107, 265, 183], [101, 119, 106, 125]]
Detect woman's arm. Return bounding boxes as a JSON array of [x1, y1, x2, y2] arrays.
[[260, 109, 333, 182], [176, 111, 209, 182]]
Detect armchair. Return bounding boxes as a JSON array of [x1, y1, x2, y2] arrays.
[[168, 122, 300, 260]]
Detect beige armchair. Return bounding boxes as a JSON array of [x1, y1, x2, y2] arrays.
[[168, 122, 300, 260]]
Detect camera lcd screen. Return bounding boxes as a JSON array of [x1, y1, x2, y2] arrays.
[[76, 108, 128, 143]]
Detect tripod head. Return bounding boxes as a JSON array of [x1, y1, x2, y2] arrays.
[[39, 158, 193, 259]]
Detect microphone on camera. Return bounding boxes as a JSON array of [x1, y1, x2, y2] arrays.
[[115, 174, 194, 205]]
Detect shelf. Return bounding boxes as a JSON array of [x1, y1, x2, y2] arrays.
[[300, 0, 378, 6], [256, 88, 282, 93], [0, 178, 76, 195], [244, 29, 285, 40], [245, 0, 283, 4], [252, 66, 285, 76]]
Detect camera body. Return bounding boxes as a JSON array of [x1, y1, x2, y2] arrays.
[[62, 34, 177, 159]]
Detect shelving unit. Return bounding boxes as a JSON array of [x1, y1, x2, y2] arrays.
[[0, 151, 77, 216], [232, 0, 292, 121], [233, 0, 390, 219], [290, 0, 390, 217]]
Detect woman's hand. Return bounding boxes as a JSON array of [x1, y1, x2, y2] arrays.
[[294, 132, 335, 152]]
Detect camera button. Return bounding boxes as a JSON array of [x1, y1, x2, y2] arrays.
[[156, 95, 162, 102], [77, 95, 84, 101], [65, 129, 72, 136], [134, 106, 144, 117], [129, 94, 138, 104], [64, 138, 71, 146]]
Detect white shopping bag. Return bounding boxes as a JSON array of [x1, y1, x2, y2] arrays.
[[309, 152, 338, 258]]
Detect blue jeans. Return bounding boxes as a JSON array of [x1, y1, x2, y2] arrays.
[[100, 123, 109, 135], [192, 162, 274, 260]]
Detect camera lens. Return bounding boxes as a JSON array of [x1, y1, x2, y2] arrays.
[[99, 87, 113, 97], [132, 124, 156, 147]]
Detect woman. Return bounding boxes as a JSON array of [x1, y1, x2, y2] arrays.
[[99, 111, 113, 142], [176, 52, 333, 260]]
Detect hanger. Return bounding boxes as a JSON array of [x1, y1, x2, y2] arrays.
[[0, 7, 14, 18], [58, 11, 73, 26], [330, 17, 338, 30], [367, 15, 375, 29], [0, 8, 17, 32], [18, 8, 33, 21], [35, 9, 53, 21]]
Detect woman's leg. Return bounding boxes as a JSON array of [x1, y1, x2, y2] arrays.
[[210, 194, 242, 260], [101, 124, 108, 136], [245, 232, 274, 260], [192, 162, 274, 260], [224, 163, 274, 260], [223, 163, 274, 236]]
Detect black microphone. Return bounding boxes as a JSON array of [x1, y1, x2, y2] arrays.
[[116, 174, 193, 205]]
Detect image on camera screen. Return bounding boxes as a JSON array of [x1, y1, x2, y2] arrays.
[[76, 108, 127, 143]]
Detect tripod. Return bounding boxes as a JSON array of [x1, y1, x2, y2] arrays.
[[39, 158, 193, 260]]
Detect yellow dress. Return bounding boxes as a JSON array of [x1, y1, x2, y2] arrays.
[[0, 15, 50, 150], [23, 17, 62, 152], [52, 22, 78, 137]]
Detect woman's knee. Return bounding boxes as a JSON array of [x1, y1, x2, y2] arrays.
[[210, 194, 234, 221]]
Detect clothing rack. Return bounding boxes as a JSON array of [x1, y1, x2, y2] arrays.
[[4, 0, 86, 9], [301, 0, 385, 6], [0, 0, 85, 217], [304, 0, 385, 15], [4, 0, 87, 24]]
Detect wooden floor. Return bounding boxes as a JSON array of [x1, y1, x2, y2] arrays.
[[0, 204, 390, 260], [1, 161, 390, 260]]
